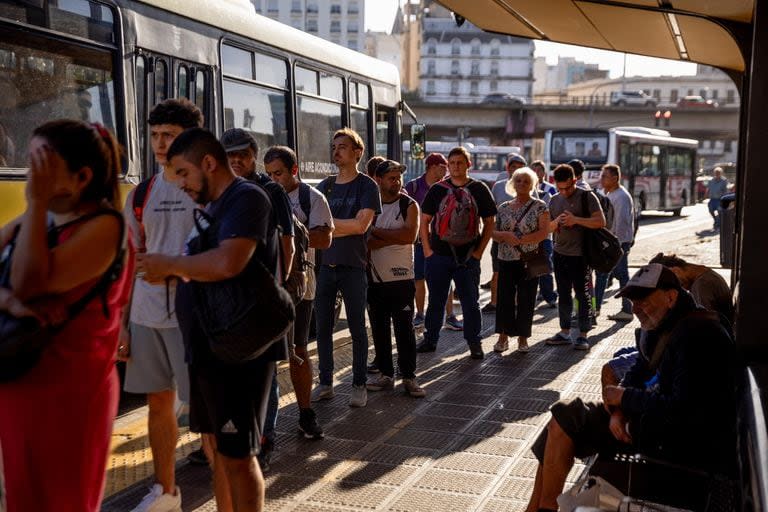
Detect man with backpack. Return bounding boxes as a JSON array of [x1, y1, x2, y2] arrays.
[[220, 128, 295, 470], [416, 146, 497, 359], [366, 160, 426, 397], [264, 145, 333, 440], [121, 98, 202, 512], [595, 164, 634, 321], [312, 128, 381, 408]]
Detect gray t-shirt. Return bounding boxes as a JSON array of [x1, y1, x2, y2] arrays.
[[491, 179, 513, 206], [607, 185, 635, 244], [707, 177, 728, 199], [287, 183, 334, 300], [690, 269, 733, 324], [124, 171, 197, 328], [317, 173, 381, 268], [549, 187, 601, 257]]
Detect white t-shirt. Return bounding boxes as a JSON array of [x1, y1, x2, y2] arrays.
[[369, 195, 415, 283], [287, 182, 333, 300], [124, 171, 197, 328]]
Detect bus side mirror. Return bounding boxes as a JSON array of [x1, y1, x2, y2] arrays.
[[411, 124, 426, 160]]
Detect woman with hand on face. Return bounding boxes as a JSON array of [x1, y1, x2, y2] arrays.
[[491, 167, 550, 354], [0, 120, 133, 512]]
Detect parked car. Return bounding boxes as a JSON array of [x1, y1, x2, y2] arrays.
[[482, 93, 525, 105], [677, 95, 719, 108], [610, 90, 657, 107]]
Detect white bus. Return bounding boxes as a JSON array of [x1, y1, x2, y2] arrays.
[[402, 141, 520, 185], [0, 0, 404, 223], [544, 128, 698, 215]]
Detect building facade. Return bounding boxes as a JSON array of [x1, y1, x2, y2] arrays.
[[252, 0, 364, 53]]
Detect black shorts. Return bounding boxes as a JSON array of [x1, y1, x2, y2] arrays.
[[189, 357, 275, 459], [531, 398, 627, 462], [290, 299, 313, 348]]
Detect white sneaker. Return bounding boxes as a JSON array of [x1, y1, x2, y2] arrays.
[[310, 384, 334, 402], [130, 484, 181, 512], [493, 338, 509, 353], [403, 378, 426, 398], [349, 384, 368, 407]]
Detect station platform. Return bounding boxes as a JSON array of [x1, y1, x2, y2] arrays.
[[102, 285, 638, 512]]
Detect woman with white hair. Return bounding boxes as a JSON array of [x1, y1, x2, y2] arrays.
[[491, 167, 550, 353]]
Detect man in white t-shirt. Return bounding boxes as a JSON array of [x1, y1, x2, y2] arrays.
[[120, 98, 202, 512], [264, 145, 334, 438]]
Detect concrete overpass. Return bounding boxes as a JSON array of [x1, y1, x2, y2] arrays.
[[406, 100, 740, 144]]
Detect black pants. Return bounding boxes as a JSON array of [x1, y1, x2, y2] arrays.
[[367, 279, 417, 379], [553, 252, 592, 333], [495, 259, 538, 337]]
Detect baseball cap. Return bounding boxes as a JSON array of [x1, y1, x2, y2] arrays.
[[616, 263, 683, 299], [425, 153, 448, 167], [221, 128, 257, 153], [375, 159, 406, 177], [507, 153, 527, 166]]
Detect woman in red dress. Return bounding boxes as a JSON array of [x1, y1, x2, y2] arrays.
[[0, 120, 133, 512]]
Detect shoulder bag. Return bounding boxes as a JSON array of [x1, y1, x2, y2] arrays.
[[511, 200, 552, 280], [580, 191, 623, 273]]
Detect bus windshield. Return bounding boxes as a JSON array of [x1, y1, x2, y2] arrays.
[[550, 132, 609, 165]]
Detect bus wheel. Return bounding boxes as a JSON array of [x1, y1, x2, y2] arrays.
[[672, 207, 682, 216]]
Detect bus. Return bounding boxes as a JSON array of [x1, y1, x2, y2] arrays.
[[402, 141, 520, 185], [544, 128, 698, 215], [0, 0, 403, 223]]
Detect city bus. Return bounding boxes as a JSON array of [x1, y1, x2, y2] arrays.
[[402, 141, 520, 185], [0, 0, 403, 223], [544, 128, 698, 215]]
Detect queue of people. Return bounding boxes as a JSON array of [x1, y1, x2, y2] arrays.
[[0, 106, 736, 512]]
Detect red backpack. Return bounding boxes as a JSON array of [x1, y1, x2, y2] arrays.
[[434, 179, 479, 246]]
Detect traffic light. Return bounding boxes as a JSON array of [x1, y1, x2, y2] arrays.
[[663, 110, 672, 127], [654, 110, 662, 127]]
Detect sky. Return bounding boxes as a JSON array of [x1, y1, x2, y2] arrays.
[[364, 0, 698, 78]]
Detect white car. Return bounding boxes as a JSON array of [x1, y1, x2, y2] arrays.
[[611, 90, 658, 107]]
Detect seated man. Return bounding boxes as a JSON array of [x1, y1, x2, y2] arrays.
[[526, 264, 737, 512]]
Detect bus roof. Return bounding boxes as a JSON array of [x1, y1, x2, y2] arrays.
[[611, 128, 698, 148], [142, 0, 400, 87]]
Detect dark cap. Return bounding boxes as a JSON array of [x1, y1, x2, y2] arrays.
[[425, 153, 448, 167], [375, 159, 406, 177], [221, 128, 257, 153], [507, 153, 527, 166], [567, 159, 585, 175], [616, 263, 683, 300]]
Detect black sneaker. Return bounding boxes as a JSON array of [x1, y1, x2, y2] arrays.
[[468, 343, 484, 359], [186, 447, 208, 466], [367, 362, 380, 374], [298, 408, 325, 440], [257, 437, 274, 473], [416, 340, 437, 353]]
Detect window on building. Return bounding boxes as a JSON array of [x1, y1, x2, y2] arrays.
[[490, 39, 500, 56], [330, 20, 341, 32], [427, 60, 435, 75], [688, 88, 694, 95], [426, 80, 435, 95], [307, 19, 318, 32], [330, 4, 341, 14], [307, 2, 318, 13], [471, 60, 479, 75], [348, 22, 358, 33], [451, 80, 459, 95], [451, 60, 459, 74], [267, 0, 278, 13], [727, 89, 736, 103], [490, 61, 498, 76], [348, 39, 358, 51], [291, 0, 301, 12], [490, 80, 497, 92], [470, 81, 478, 96], [670, 89, 679, 102], [427, 38, 437, 55], [700, 89, 708, 98], [724, 139, 733, 152], [451, 38, 460, 55], [348, 1, 359, 14], [652, 89, 661, 100], [471, 38, 480, 55], [711, 89, 719, 99], [643, 89, 651, 96]]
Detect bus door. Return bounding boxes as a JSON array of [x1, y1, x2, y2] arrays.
[[666, 147, 695, 210], [134, 51, 211, 180]]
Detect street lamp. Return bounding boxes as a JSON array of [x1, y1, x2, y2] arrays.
[[588, 81, 616, 128]]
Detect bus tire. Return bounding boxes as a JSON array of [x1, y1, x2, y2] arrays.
[[672, 207, 682, 216]]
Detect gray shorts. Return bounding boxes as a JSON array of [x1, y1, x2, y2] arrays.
[[124, 323, 190, 402]]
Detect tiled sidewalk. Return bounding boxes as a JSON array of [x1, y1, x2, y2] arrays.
[[103, 287, 637, 512]]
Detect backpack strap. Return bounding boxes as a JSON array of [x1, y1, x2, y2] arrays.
[[322, 175, 337, 199], [398, 194, 412, 221], [131, 174, 158, 251], [298, 182, 312, 222]]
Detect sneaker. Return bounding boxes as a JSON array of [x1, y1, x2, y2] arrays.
[[416, 340, 437, 353], [349, 384, 368, 407], [403, 378, 426, 398], [257, 437, 274, 472], [298, 408, 325, 440], [130, 484, 181, 512], [545, 300, 558, 309], [573, 337, 590, 351], [444, 315, 464, 331], [518, 339, 530, 353], [366, 374, 394, 391], [608, 311, 634, 322], [545, 332, 571, 346], [413, 313, 425, 328], [481, 303, 497, 313], [186, 447, 208, 466], [367, 362, 380, 374], [310, 384, 334, 402], [480, 279, 492, 290], [468, 343, 484, 359], [493, 338, 509, 353]]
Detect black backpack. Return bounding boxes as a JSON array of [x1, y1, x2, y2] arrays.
[[283, 214, 311, 304], [581, 190, 623, 273], [596, 190, 614, 231]]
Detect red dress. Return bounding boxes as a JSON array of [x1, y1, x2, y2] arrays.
[[0, 222, 134, 512]]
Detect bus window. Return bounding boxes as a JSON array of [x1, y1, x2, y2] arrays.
[[295, 65, 343, 180], [194, 68, 207, 115], [376, 108, 393, 158], [0, 27, 117, 174], [136, 55, 148, 176], [177, 65, 189, 99], [638, 144, 660, 177], [154, 58, 168, 104], [350, 81, 371, 164]]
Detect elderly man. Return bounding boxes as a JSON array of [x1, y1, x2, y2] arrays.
[[525, 264, 737, 512], [706, 167, 729, 230]]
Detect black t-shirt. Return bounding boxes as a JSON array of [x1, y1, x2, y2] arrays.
[[248, 171, 294, 238], [421, 178, 497, 260], [176, 177, 288, 367]]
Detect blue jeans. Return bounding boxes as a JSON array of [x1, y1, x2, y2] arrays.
[[315, 265, 369, 386], [424, 253, 482, 346], [595, 242, 632, 314], [708, 198, 722, 228], [538, 238, 557, 303], [263, 371, 279, 443]]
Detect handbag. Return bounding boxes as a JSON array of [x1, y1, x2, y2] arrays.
[[188, 208, 295, 364], [509, 200, 552, 280], [0, 210, 126, 382]]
